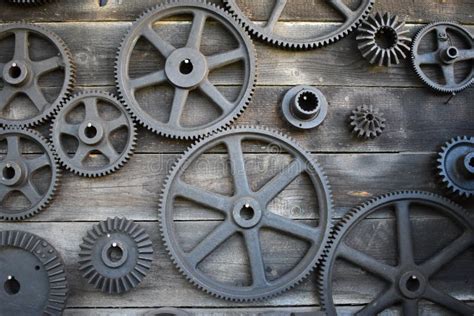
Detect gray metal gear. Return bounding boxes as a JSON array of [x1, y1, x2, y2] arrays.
[[412, 22, 473, 93], [0, 23, 75, 127], [78, 217, 154, 294], [281, 86, 328, 130], [160, 126, 333, 301], [349, 105, 385, 139], [319, 191, 474, 315], [115, 0, 257, 139], [51, 91, 136, 178], [437, 136, 474, 198], [357, 12, 412, 66], [0, 230, 68, 315], [0, 127, 60, 220], [223, 0, 374, 49]]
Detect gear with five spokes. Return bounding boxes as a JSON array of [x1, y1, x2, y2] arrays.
[[349, 105, 386, 139]]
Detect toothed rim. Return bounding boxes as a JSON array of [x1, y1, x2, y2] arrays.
[[0, 230, 68, 315], [50, 91, 137, 178], [115, 0, 257, 140], [0, 22, 76, 127], [8, 0, 57, 4], [223, 0, 375, 50], [159, 125, 334, 301], [349, 105, 386, 139]]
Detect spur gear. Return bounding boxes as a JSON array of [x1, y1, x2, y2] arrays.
[[0, 230, 68, 315], [0, 23, 75, 126], [319, 191, 474, 315], [437, 136, 474, 198], [51, 91, 136, 177], [356, 12, 412, 66], [281, 86, 328, 130], [223, 0, 374, 49], [160, 126, 333, 301], [0, 127, 60, 220], [349, 105, 385, 139], [412, 22, 473, 93], [78, 217, 154, 294], [115, 0, 257, 139]]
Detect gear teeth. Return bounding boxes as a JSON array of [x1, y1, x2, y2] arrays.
[[349, 105, 386, 139], [8, 0, 57, 4]]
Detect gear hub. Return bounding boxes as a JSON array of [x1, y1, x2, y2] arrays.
[[281, 86, 328, 129]]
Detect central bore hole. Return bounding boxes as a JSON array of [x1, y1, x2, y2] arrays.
[[297, 92, 319, 112], [469, 157, 474, 168], [8, 65, 22, 79], [375, 27, 397, 49], [406, 275, 420, 292], [179, 59, 194, 75], [447, 47, 459, 58], [107, 243, 123, 262], [3, 166, 15, 180], [4, 276, 20, 295], [85, 124, 97, 139], [240, 204, 255, 220], [366, 113, 375, 121]]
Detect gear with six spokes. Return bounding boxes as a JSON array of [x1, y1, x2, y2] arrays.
[[78, 217, 154, 294], [319, 191, 474, 315], [349, 105, 386, 139], [0, 230, 68, 315]]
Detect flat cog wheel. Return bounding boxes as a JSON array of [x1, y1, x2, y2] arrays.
[[349, 105, 386, 139], [0, 23, 75, 127], [0, 127, 60, 220], [223, 0, 374, 49], [78, 217, 154, 294], [0, 230, 68, 315], [51, 91, 137, 177], [116, 0, 257, 139], [160, 126, 333, 301], [319, 191, 474, 315]]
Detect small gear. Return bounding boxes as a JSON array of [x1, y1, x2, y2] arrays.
[[0, 127, 60, 220], [0, 230, 68, 315], [349, 105, 386, 139], [51, 91, 136, 177], [412, 22, 473, 93], [356, 12, 412, 66], [281, 86, 328, 130], [437, 136, 474, 198], [0, 23, 75, 126], [223, 0, 374, 49], [319, 191, 474, 315], [78, 217, 154, 294], [116, 0, 257, 139]]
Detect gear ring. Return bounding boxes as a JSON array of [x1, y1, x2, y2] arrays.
[[116, 0, 257, 139], [349, 105, 385, 139], [160, 126, 333, 301], [51, 91, 136, 177], [223, 0, 374, 49], [412, 22, 473, 93], [0, 127, 60, 220], [0, 230, 68, 315], [319, 191, 474, 315], [78, 217, 154, 294], [0, 23, 75, 127]]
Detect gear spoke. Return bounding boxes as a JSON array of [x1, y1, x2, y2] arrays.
[[14, 30, 29, 60], [262, 212, 320, 243], [108, 114, 129, 133], [402, 299, 418, 315], [207, 47, 246, 71], [0, 87, 16, 112], [59, 121, 80, 137], [435, 26, 449, 51], [416, 51, 438, 65], [395, 200, 414, 265], [263, 0, 287, 31], [98, 141, 120, 163], [72, 144, 91, 164], [21, 181, 42, 204], [167, 88, 189, 127], [33, 56, 62, 75], [244, 229, 268, 287], [27, 154, 50, 172], [142, 25, 176, 58], [199, 79, 234, 113], [224, 136, 250, 195], [457, 49, 474, 62], [25, 86, 48, 112], [6, 135, 21, 159], [357, 287, 399, 316], [129, 70, 167, 91], [84, 97, 100, 122], [424, 286, 474, 314], [186, 11, 207, 49], [0, 188, 9, 202], [441, 64, 456, 85], [328, 0, 354, 19]]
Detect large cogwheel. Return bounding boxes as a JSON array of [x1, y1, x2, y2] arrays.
[[319, 191, 474, 315], [115, 0, 257, 139], [78, 217, 154, 294], [160, 126, 333, 301], [223, 0, 374, 49], [0, 23, 75, 126], [0, 127, 60, 220], [0, 230, 68, 315]]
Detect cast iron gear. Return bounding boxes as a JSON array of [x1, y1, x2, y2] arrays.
[[115, 0, 257, 139], [412, 22, 473, 93], [349, 105, 385, 139], [0, 23, 75, 126], [51, 91, 136, 178], [0, 230, 68, 315], [0, 127, 60, 220], [223, 0, 374, 49], [437, 136, 474, 198], [319, 191, 474, 315], [356, 12, 412, 66], [160, 126, 333, 301], [78, 217, 154, 294], [281, 86, 328, 130]]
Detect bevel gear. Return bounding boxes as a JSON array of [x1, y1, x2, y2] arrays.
[[78, 217, 154, 294], [349, 105, 385, 139], [0, 127, 60, 220], [0, 230, 68, 315], [160, 126, 333, 301], [0, 23, 75, 127], [223, 0, 374, 49], [115, 0, 257, 139], [357, 12, 412, 66], [437, 136, 474, 198], [412, 22, 473, 93], [319, 191, 474, 315], [51, 91, 136, 177]]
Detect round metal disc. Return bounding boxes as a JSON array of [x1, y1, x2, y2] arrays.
[[281, 86, 328, 129]]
